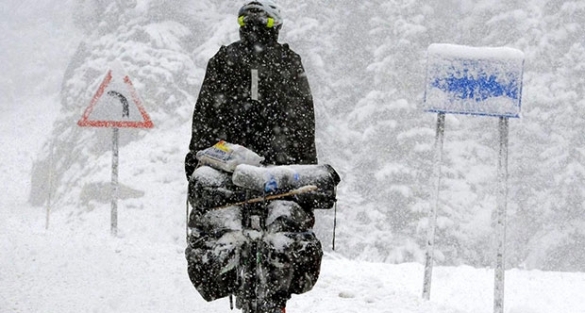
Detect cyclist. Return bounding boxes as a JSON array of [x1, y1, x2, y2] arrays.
[[185, 1, 323, 312]]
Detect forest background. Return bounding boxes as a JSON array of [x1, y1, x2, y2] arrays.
[[7, 0, 585, 272]]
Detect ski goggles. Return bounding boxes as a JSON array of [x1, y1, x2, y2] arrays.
[[238, 13, 277, 28]]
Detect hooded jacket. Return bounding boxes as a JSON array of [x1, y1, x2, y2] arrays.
[[185, 28, 317, 179]]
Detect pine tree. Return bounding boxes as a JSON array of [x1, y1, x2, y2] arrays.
[[343, 0, 436, 262]]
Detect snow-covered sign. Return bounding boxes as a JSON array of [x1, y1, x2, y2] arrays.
[[424, 44, 525, 118], [78, 67, 153, 128]]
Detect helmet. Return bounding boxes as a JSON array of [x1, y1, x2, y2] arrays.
[[238, 0, 283, 29]]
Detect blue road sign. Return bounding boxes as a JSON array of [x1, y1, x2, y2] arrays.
[[424, 44, 525, 118]]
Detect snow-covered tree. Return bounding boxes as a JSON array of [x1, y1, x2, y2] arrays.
[[30, 0, 204, 209], [26, 0, 585, 270]]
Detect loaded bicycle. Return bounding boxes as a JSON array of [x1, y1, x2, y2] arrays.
[[185, 143, 339, 313]]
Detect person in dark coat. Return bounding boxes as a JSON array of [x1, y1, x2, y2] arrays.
[[184, 2, 323, 313], [184, 1, 317, 180]]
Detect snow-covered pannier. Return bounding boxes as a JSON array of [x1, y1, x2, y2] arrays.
[[188, 165, 241, 216]]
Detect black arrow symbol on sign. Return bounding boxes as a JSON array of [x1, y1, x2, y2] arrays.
[[107, 90, 130, 118]]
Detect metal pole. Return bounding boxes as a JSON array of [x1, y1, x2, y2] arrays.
[[46, 140, 54, 230], [111, 127, 119, 236], [423, 112, 446, 300], [494, 117, 509, 313]]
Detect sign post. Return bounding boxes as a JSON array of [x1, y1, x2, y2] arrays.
[[421, 44, 524, 313], [422, 112, 445, 300], [46, 140, 55, 230], [78, 64, 153, 236], [111, 127, 119, 236], [494, 116, 509, 313]]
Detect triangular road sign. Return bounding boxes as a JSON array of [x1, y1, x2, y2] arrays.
[[78, 69, 154, 128]]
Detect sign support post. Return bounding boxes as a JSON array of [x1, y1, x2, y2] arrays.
[[494, 117, 509, 313], [423, 112, 445, 300], [111, 127, 120, 236], [78, 64, 153, 236], [46, 140, 55, 230], [421, 43, 524, 313]]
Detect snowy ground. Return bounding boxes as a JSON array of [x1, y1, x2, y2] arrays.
[[2, 97, 585, 313], [3, 1, 585, 312], [2, 207, 585, 313]]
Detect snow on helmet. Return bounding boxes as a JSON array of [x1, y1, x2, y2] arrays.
[[238, 0, 283, 29]]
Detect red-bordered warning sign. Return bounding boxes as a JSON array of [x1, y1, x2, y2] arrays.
[[78, 70, 154, 128]]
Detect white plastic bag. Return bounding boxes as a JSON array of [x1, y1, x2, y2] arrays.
[[195, 140, 265, 173]]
